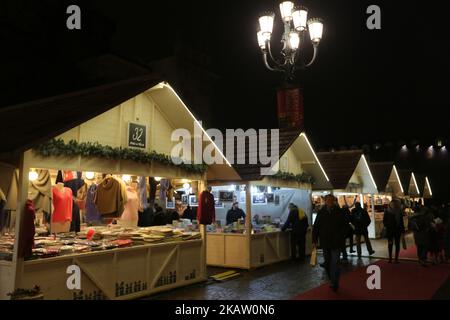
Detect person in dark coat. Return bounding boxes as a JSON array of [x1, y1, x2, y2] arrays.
[[341, 205, 354, 260], [313, 195, 347, 292], [151, 203, 166, 226], [409, 203, 433, 266], [383, 199, 405, 264], [352, 202, 375, 257], [226, 202, 246, 225], [282, 203, 309, 261], [182, 205, 196, 221]]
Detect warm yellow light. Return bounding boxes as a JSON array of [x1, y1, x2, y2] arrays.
[[155, 177, 162, 182], [29, 170, 38, 182], [122, 175, 131, 183], [393, 165, 404, 194], [411, 173, 420, 195], [425, 177, 433, 196], [85, 172, 95, 180], [183, 183, 191, 190]]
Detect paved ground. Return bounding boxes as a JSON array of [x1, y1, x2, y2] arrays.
[[146, 234, 449, 300]]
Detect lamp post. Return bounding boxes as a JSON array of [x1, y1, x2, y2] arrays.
[[257, 1, 324, 82]]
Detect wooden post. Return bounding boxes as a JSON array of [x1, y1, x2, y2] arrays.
[[11, 150, 31, 293], [199, 177, 207, 280], [245, 182, 252, 269]]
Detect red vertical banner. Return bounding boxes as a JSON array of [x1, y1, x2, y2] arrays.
[[277, 86, 304, 130]]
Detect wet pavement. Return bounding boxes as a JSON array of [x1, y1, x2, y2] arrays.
[[148, 255, 375, 300], [145, 234, 449, 300]]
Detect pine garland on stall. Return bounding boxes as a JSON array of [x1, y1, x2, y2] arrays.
[[34, 139, 208, 174], [273, 171, 314, 184]]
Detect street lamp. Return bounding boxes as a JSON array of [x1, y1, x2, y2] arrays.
[[257, 1, 324, 81]]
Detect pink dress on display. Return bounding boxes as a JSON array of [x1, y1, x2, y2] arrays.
[[120, 187, 139, 227]]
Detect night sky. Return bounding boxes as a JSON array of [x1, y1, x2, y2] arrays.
[[1, 0, 449, 200]]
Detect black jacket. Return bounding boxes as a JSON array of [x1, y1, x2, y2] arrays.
[[383, 208, 405, 235], [351, 208, 371, 234], [282, 208, 309, 236], [312, 205, 347, 249], [226, 208, 246, 225]]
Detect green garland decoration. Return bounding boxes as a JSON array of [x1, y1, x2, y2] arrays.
[[272, 171, 314, 184], [34, 139, 208, 174]]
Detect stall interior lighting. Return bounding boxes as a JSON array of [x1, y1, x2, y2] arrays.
[[425, 176, 433, 196], [393, 165, 404, 194], [85, 172, 95, 180], [155, 177, 163, 182], [122, 175, 131, 183], [29, 170, 38, 182]]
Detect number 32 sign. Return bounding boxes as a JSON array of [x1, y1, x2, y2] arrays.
[[128, 122, 147, 149]]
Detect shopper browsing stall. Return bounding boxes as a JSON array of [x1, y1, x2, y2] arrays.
[[226, 202, 246, 225], [282, 203, 309, 262]]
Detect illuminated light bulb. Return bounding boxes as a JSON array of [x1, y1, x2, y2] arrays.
[[122, 175, 131, 183], [29, 171, 38, 182], [155, 177, 162, 182], [85, 172, 95, 180], [183, 183, 191, 190]]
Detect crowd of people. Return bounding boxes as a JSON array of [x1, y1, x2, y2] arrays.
[[307, 194, 450, 292]]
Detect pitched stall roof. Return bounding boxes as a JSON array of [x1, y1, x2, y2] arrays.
[[397, 170, 412, 196], [0, 74, 162, 155], [369, 162, 393, 193], [316, 150, 363, 190], [229, 128, 302, 181]]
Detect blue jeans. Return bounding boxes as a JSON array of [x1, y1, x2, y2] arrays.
[[323, 248, 341, 288]]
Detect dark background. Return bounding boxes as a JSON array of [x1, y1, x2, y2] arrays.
[[0, 0, 449, 201]]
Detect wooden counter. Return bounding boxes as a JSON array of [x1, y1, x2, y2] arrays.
[[207, 230, 312, 269], [2, 239, 205, 300]]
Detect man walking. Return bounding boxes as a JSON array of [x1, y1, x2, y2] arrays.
[[313, 194, 347, 292], [352, 202, 375, 258]]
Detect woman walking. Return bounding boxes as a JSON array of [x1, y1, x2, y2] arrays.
[[383, 199, 405, 263]]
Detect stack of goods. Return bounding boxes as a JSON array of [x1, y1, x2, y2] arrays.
[[0, 235, 14, 261]]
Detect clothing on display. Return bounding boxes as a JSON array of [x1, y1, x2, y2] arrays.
[[64, 177, 85, 198], [149, 178, 157, 204], [28, 169, 52, 214], [0, 188, 6, 232], [94, 176, 126, 218], [70, 200, 81, 233], [75, 183, 88, 210], [55, 170, 64, 184], [138, 177, 150, 210], [85, 184, 101, 223], [52, 186, 73, 223], [197, 190, 215, 225], [19, 199, 36, 259], [64, 171, 74, 182], [121, 187, 139, 227], [159, 179, 170, 204]]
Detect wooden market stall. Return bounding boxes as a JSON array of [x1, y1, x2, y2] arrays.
[[0, 80, 229, 300], [206, 131, 330, 269], [368, 163, 405, 238], [312, 150, 379, 238]]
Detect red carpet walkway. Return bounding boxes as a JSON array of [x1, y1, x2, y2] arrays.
[[293, 260, 450, 300]]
